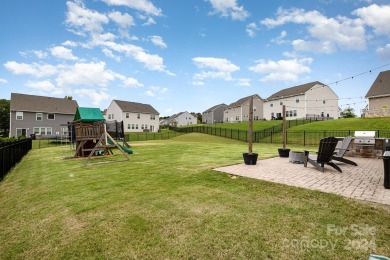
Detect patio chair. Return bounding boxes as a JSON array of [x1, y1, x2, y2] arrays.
[[304, 137, 342, 173], [332, 136, 358, 166]]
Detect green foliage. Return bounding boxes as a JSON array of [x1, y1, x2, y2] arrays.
[[340, 107, 357, 118], [0, 135, 25, 143], [0, 99, 10, 137]]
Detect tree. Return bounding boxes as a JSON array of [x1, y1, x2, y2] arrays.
[[0, 99, 10, 137], [340, 107, 356, 118], [64, 95, 73, 100]]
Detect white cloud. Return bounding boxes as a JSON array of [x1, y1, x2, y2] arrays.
[[145, 86, 168, 97], [353, 4, 390, 37], [122, 77, 144, 88], [207, 0, 249, 21], [62, 40, 78, 47], [142, 17, 156, 26], [238, 78, 251, 86], [149, 35, 167, 48], [50, 46, 78, 60], [108, 11, 135, 28], [55, 61, 116, 87], [101, 0, 162, 16], [261, 7, 366, 53], [271, 30, 288, 45], [192, 57, 239, 80], [102, 48, 121, 62], [4, 61, 57, 78], [32, 50, 48, 59], [24, 80, 64, 95], [0, 78, 8, 84], [192, 81, 205, 86], [74, 88, 113, 106], [249, 58, 313, 82], [376, 44, 390, 59], [102, 41, 174, 75], [246, 22, 258, 38], [66, 1, 109, 35]]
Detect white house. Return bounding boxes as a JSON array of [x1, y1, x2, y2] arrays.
[[263, 81, 339, 120], [202, 103, 228, 124], [162, 111, 197, 127], [105, 100, 160, 132], [224, 94, 264, 123], [364, 70, 390, 117]]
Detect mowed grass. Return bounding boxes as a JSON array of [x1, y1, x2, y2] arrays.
[[1, 133, 390, 259], [180, 120, 284, 131], [289, 117, 390, 131]]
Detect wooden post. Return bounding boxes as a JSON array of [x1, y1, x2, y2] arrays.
[[248, 96, 253, 154], [282, 105, 286, 149]]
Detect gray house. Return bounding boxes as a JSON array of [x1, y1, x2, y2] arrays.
[[224, 94, 264, 122], [202, 103, 227, 124], [10, 93, 78, 138], [364, 70, 390, 117]]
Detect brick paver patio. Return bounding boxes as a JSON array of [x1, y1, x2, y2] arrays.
[[214, 156, 390, 205]]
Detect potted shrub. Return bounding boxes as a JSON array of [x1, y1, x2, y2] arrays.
[[243, 96, 258, 165], [278, 105, 290, 157]]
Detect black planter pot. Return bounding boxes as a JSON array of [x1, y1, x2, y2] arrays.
[[243, 153, 258, 165], [278, 148, 290, 158]]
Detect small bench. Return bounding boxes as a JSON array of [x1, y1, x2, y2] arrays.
[[289, 151, 305, 164]]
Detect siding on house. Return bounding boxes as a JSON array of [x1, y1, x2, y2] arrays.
[[263, 82, 339, 120], [162, 111, 197, 126], [202, 103, 227, 124], [365, 70, 390, 110], [105, 100, 160, 132], [9, 93, 78, 138], [224, 95, 264, 122]]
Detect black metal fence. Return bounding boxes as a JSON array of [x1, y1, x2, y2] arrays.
[[170, 126, 390, 147], [1, 138, 32, 180], [125, 131, 185, 142]]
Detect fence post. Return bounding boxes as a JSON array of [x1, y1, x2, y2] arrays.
[[303, 130, 306, 146]]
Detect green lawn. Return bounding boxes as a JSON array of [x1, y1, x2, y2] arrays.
[[1, 133, 390, 259], [289, 117, 390, 131], [180, 120, 284, 131]]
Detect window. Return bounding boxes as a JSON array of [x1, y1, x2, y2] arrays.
[[41, 127, 46, 134], [126, 113, 129, 118], [270, 103, 273, 107], [145, 124, 148, 129], [254, 116, 259, 121], [323, 97, 326, 104], [132, 124, 135, 129], [111, 114, 114, 119], [280, 101, 283, 105], [16, 112, 23, 120], [296, 97, 300, 103], [46, 128, 52, 135], [293, 110, 297, 117], [47, 113, 55, 120], [34, 127, 53, 135], [108, 114, 112, 119], [235, 116, 240, 121], [34, 127, 40, 134], [136, 124, 138, 129], [253, 106, 257, 111], [271, 112, 274, 119], [137, 114, 140, 119], [36, 113, 43, 121], [62, 127, 68, 135], [150, 114, 155, 120], [127, 124, 131, 129], [141, 124, 144, 130]]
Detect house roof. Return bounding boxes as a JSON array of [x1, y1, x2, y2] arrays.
[[203, 103, 227, 113], [114, 100, 159, 115], [10, 93, 78, 114], [266, 81, 324, 101], [227, 94, 262, 108], [365, 70, 390, 98], [74, 107, 105, 123]]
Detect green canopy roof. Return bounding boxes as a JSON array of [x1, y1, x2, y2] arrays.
[[74, 107, 105, 123]]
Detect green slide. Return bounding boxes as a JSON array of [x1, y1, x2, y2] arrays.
[[107, 136, 133, 154]]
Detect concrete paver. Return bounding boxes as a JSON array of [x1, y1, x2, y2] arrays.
[[214, 156, 390, 205]]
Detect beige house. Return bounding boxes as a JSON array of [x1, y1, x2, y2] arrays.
[[224, 94, 264, 122], [105, 100, 160, 132], [162, 111, 197, 127], [263, 81, 339, 120], [364, 70, 390, 117]]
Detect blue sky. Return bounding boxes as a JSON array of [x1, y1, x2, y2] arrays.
[[1, 0, 389, 116]]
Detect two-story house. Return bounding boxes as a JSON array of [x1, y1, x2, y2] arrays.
[[9, 93, 78, 138], [224, 94, 264, 123], [162, 111, 197, 127], [263, 81, 339, 120], [364, 70, 390, 117], [202, 104, 228, 124], [105, 100, 160, 132]]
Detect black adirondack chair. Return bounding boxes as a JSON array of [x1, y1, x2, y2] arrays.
[[304, 137, 342, 173], [332, 136, 357, 166]]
